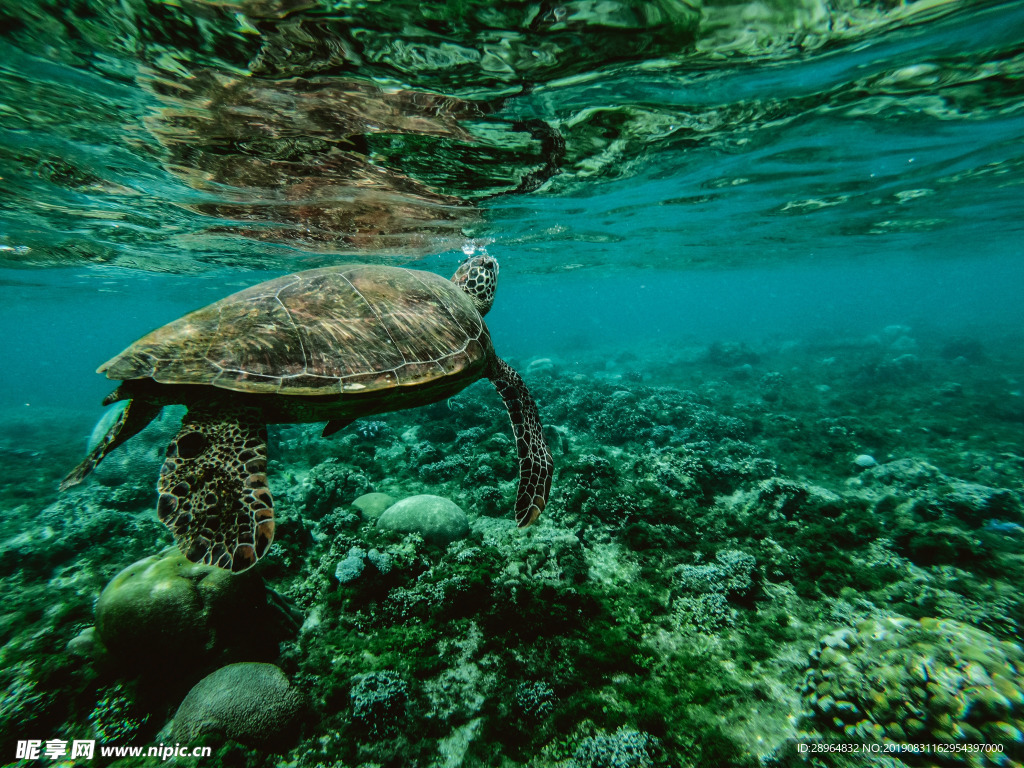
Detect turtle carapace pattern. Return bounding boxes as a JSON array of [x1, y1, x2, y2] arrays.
[[61, 256, 554, 573]]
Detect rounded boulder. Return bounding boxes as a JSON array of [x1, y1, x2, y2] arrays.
[[172, 663, 306, 752], [352, 492, 396, 521], [376, 495, 469, 545], [90, 405, 185, 487], [94, 551, 273, 671]]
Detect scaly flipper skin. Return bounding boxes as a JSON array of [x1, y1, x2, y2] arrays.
[[59, 398, 161, 491], [157, 403, 273, 573], [488, 357, 553, 526]]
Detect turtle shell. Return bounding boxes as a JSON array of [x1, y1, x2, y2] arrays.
[[100, 265, 492, 396]]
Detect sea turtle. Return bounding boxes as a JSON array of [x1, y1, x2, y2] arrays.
[[61, 255, 553, 573]]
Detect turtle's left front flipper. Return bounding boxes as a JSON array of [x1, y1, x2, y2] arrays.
[[157, 403, 274, 573], [488, 357, 554, 526], [60, 397, 161, 491]]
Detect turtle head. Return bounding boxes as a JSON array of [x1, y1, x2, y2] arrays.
[[452, 254, 499, 316]]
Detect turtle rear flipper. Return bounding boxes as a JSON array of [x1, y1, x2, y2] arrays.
[[60, 397, 161, 491], [488, 357, 554, 526], [158, 403, 274, 573]]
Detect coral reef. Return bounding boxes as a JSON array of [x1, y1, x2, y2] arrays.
[[299, 459, 375, 519], [349, 669, 408, 737], [569, 727, 661, 768], [89, 683, 149, 742], [800, 616, 1024, 763], [2, 324, 1023, 767], [334, 547, 367, 584]]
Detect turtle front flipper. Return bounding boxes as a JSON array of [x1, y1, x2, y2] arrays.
[[322, 418, 354, 438], [487, 357, 554, 526], [60, 397, 161, 491], [157, 403, 274, 573]]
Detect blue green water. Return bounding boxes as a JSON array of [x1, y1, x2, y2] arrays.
[[5, 255, 1024, 410], [2, 0, 1024, 765]]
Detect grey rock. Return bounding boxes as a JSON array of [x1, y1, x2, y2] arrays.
[[376, 495, 469, 545], [172, 663, 305, 752], [865, 458, 942, 490], [352, 492, 397, 521], [90, 405, 185, 487], [673, 549, 755, 596], [66, 627, 105, 661], [942, 481, 1021, 524], [94, 551, 272, 671]]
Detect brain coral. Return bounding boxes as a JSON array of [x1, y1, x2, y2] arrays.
[[800, 616, 1024, 764], [94, 551, 273, 672], [376, 495, 469, 545], [172, 663, 305, 752]]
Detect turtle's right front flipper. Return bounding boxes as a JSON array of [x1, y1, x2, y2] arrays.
[[157, 403, 274, 573], [60, 397, 161, 491], [488, 357, 554, 527]]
